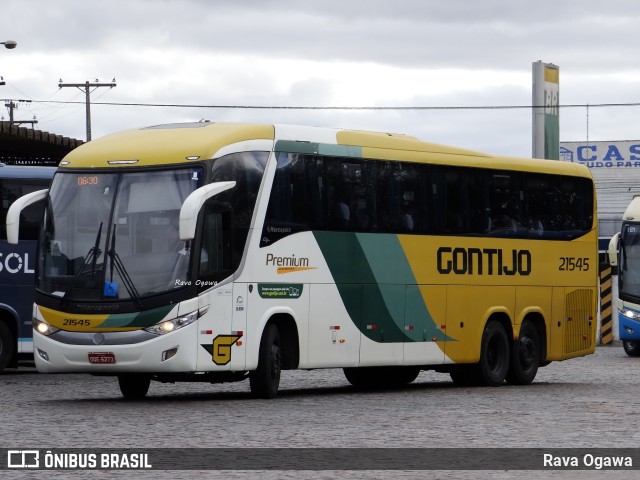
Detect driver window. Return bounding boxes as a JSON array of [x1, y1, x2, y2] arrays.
[[198, 204, 233, 288]]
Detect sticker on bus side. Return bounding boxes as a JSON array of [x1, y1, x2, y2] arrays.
[[257, 284, 303, 299]]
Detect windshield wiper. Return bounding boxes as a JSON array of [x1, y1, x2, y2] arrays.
[[62, 222, 103, 305], [107, 224, 143, 308]]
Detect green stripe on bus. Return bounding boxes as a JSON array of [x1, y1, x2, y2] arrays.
[[275, 140, 362, 158], [313, 231, 450, 343], [357, 233, 448, 342]]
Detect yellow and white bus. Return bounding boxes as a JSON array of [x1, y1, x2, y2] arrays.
[[6, 122, 598, 398]]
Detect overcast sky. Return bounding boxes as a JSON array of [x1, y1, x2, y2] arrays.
[[2, 0, 640, 157]]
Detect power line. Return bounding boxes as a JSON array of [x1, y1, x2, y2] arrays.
[[26, 99, 640, 110]]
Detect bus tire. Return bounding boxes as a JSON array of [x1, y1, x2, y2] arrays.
[[506, 321, 540, 385], [477, 320, 510, 386], [390, 366, 420, 386], [343, 367, 374, 387], [250, 324, 281, 399], [0, 322, 15, 371], [118, 374, 151, 399], [622, 340, 640, 357]]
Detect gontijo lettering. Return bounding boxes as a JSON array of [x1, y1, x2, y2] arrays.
[[437, 247, 531, 276]]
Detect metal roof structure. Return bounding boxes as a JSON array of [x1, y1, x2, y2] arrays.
[[0, 121, 83, 166], [590, 168, 640, 243], [592, 168, 640, 218]]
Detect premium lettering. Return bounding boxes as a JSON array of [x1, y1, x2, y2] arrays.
[[266, 253, 310, 268], [436, 247, 531, 276]]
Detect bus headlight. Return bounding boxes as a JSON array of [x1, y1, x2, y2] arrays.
[[33, 319, 60, 336], [145, 310, 199, 336], [622, 308, 640, 321]]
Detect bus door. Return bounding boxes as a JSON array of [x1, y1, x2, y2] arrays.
[[194, 204, 244, 371], [403, 284, 447, 366], [358, 284, 404, 366], [358, 284, 446, 367]]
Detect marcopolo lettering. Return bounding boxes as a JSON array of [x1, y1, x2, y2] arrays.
[[437, 247, 531, 276]]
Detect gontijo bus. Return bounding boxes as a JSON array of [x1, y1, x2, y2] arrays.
[[6, 122, 598, 398]]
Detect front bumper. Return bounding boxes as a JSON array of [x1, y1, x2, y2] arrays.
[[618, 311, 640, 341], [33, 321, 198, 373]]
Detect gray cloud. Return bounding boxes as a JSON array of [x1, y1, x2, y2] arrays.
[[2, 0, 640, 156]]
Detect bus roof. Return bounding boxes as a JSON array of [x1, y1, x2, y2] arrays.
[[0, 163, 57, 179], [622, 195, 640, 221], [57, 122, 592, 179]]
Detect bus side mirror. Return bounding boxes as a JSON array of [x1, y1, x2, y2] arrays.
[[179, 181, 236, 241], [5, 189, 48, 244], [608, 232, 620, 267]]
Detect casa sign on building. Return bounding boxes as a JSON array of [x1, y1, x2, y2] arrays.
[[560, 141, 640, 168]]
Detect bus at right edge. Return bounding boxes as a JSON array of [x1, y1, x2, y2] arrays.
[[608, 196, 640, 356]]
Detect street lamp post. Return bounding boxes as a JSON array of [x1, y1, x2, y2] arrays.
[[1, 40, 17, 86]]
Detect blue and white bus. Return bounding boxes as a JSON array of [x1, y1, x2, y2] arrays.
[[0, 164, 56, 370], [608, 195, 640, 357]]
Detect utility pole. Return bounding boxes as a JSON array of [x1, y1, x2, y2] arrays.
[[58, 78, 116, 141], [3, 99, 37, 127]]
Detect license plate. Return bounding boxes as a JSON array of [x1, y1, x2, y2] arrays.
[[88, 352, 116, 364]]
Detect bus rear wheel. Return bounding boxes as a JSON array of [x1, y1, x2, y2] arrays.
[[250, 324, 282, 399], [476, 320, 510, 386], [0, 322, 15, 371], [623, 340, 640, 357], [506, 321, 540, 385], [118, 374, 151, 400]]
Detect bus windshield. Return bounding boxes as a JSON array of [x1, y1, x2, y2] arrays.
[[38, 167, 204, 301], [619, 223, 640, 302]]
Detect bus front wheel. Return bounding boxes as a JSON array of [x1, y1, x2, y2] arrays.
[[118, 374, 151, 400], [477, 320, 510, 386], [250, 324, 282, 399], [623, 340, 640, 357], [0, 322, 15, 371]]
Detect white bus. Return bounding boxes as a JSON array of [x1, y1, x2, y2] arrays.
[[608, 196, 640, 356], [7, 123, 598, 398]]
